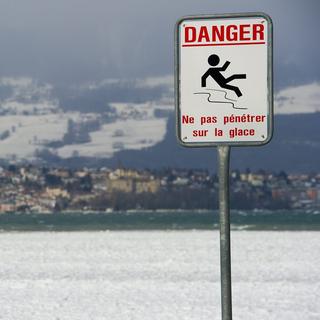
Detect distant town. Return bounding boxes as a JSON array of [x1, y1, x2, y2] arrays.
[[0, 164, 319, 213]]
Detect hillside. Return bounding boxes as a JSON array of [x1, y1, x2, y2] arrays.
[[110, 112, 320, 172]]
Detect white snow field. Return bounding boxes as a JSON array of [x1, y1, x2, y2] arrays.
[[56, 102, 168, 159], [0, 102, 168, 160], [0, 231, 319, 320], [57, 118, 167, 159]]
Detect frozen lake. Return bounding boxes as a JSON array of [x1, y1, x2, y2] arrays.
[[0, 231, 319, 320]]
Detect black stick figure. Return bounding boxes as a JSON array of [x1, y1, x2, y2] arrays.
[[201, 54, 246, 97]]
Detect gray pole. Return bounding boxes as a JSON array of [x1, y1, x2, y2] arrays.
[[217, 145, 232, 320]]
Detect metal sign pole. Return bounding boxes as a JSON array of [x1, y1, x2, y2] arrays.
[[217, 145, 232, 320], [175, 13, 272, 320]]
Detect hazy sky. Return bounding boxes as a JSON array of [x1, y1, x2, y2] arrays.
[[0, 0, 319, 89]]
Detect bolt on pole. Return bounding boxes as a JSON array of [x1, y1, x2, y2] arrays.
[[217, 145, 232, 320]]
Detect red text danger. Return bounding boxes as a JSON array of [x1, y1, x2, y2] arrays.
[[184, 23, 264, 45]]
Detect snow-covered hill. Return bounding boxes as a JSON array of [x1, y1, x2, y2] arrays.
[[275, 82, 320, 114], [57, 102, 169, 159], [0, 77, 172, 161], [0, 76, 318, 165]]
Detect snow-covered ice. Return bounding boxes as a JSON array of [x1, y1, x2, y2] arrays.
[[0, 231, 319, 320]]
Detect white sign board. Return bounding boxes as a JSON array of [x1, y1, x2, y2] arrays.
[[175, 13, 273, 146]]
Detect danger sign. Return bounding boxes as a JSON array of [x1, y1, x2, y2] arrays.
[[175, 13, 273, 146]]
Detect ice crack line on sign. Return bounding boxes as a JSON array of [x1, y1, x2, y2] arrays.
[[193, 89, 248, 110]]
